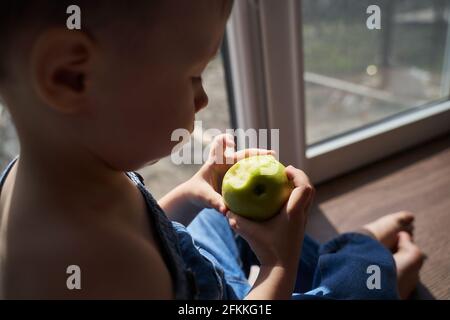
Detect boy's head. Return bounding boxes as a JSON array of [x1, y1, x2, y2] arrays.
[[0, 0, 233, 170]]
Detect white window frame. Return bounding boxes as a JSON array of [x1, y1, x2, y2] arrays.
[[226, 0, 450, 183]]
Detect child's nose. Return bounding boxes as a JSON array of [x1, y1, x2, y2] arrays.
[[192, 77, 209, 112]]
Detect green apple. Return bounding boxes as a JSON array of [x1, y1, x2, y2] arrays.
[[222, 155, 293, 221]]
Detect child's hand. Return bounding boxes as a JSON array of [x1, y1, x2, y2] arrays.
[[159, 134, 275, 225], [187, 134, 276, 215], [227, 166, 314, 269]]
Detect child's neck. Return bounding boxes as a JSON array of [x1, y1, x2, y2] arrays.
[[9, 142, 141, 219]]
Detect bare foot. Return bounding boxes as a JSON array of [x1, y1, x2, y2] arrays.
[[393, 231, 425, 299], [362, 211, 415, 251]]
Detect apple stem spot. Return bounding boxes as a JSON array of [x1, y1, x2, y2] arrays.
[[254, 184, 266, 196]]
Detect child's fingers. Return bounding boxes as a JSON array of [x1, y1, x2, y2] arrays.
[[211, 133, 235, 149], [285, 165, 312, 188], [208, 134, 236, 164], [224, 134, 236, 147], [285, 166, 314, 215], [284, 184, 313, 221], [305, 187, 315, 213], [233, 149, 276, 162], [205, 190, 227, 215]]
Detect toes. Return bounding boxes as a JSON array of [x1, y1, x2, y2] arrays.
[[362, 212, 416, 251], [396, 211, 415, 225], [394, 231, 425, 300], [395, 211, 415, 235], [397, 231, 413, 246], [397, 231, 425, 264], [402, 224, 414, 237]]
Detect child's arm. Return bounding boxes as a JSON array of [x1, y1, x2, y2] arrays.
[[227, 166, 314, 299], [158, 176, 225, 226], [244, 265, 298, 300], [159, 134, 275, 225]]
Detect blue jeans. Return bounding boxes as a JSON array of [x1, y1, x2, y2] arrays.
[[182, 209, 399, 300]]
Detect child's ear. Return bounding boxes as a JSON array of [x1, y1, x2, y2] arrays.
[[30, 28, 96, 114]]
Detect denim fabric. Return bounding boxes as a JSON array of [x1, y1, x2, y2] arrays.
[[185, 209, 400, 300], [126, 172, 196, 299], [1, 158, 400, 300]]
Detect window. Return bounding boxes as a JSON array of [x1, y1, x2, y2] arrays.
[[0, 106, 19, 169], [226, 0, 450, 183], [303, 0, 450, 144]]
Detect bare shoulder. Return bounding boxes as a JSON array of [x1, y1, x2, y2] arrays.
[[4, 223, 174, 299]]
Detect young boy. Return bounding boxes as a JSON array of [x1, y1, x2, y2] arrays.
[[0, 0, 424, 299]]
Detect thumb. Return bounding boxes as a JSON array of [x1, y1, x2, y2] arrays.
[[205, 191, 227, 215], [226, 211, 259, 237]]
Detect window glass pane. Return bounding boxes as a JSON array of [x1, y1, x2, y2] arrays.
[[302, 0, 450, 144], [0, 107, 18, 169]]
